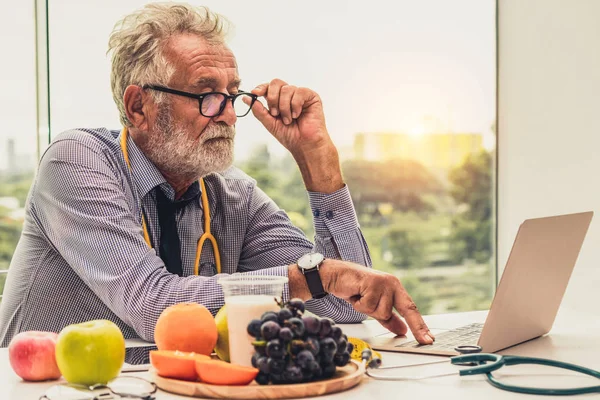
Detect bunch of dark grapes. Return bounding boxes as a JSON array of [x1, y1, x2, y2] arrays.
[[247, 298, 354, 385]]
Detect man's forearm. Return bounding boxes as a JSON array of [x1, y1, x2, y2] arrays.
[[293, 142, 344, 194], [288, 264, 313, 301]]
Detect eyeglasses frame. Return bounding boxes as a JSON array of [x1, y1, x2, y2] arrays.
[[143, 85, 258, 118]]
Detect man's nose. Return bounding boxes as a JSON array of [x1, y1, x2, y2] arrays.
[[213, 98, 237, 126]]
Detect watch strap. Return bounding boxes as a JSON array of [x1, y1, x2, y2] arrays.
[[304, 268, 327, 299]]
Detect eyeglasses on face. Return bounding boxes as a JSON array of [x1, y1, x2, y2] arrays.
[[143, 85, 258, 118]]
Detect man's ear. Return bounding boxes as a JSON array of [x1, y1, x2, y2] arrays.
[[123, 85, 150, 130]]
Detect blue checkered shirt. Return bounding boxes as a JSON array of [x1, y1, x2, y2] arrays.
[[0, 128, 371, 347]]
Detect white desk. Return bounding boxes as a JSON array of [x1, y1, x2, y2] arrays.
[[2, 307, 599, 399]]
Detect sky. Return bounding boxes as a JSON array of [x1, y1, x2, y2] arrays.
[[0, 0, 496, 168]]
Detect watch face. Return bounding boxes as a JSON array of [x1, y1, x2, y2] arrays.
[[298, 253, 324, 270]]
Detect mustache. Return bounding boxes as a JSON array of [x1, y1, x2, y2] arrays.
[[202, 123, 236, 141]]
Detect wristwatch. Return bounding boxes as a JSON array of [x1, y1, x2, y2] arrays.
[[297, 252, 328, 299]]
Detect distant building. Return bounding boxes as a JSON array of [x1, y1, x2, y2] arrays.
[[4, 138, 35, 175], [6, 138, 16, 174], [353, 132, 484, 171]]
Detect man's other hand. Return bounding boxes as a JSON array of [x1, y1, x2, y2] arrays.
[[245, 79, 344, 194], [290, 259, 436, 345], [246, 79, 330, 156]]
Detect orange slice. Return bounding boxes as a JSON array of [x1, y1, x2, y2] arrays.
[[150, 350, 210, 381], [195, 359, 259, 386]]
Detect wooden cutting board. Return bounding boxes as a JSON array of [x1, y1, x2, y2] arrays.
[[150, 360, 366, 399]]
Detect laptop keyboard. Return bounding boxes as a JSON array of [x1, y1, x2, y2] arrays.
[[396, 322, 484, 351]]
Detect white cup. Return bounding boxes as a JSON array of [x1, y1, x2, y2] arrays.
[[218, 275, 288, 367]]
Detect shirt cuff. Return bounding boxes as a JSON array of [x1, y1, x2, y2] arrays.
[[307, 185, 360, 237]]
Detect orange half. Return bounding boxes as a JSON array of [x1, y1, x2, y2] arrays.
[[150, 350, 210, 381], [195, 359, 259, 386]]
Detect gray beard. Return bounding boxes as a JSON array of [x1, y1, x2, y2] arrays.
[[142, 104, 236, 181]]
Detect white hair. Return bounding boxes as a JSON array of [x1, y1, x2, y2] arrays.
[[107, 2, 231, 126]]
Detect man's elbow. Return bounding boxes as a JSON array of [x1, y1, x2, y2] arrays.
[[128, 318, 155, 344]]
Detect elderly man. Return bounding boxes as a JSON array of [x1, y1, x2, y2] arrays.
[[0, 3, 433, 348]]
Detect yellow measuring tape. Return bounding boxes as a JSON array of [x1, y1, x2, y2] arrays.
[[119, 127, 221, 275]]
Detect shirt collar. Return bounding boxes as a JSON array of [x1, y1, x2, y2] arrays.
[[124, 133, 168, 198], [157, 181, 201, 204]]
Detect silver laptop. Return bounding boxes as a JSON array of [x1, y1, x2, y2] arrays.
[[367, 211, 593, 356]]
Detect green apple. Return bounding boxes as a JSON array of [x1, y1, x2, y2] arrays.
[[55, 320, 125, 386]]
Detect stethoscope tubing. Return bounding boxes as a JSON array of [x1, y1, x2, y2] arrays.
[[485, 372, 600, 396], [364, 351, 600, 395]]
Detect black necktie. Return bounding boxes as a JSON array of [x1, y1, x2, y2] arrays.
[[155, 187, 195, 276]]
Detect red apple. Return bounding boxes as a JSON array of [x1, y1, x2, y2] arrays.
[[8, 331, 61, 381]]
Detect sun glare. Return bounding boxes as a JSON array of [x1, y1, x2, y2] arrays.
[[408, 123, 426, 137]]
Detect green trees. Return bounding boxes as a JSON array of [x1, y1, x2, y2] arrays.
[[385, 229, 426, 268], [0, 210, 21, 264], [0, 174, 33, 205], [0, 172, 33, 295], [239, 148, 495, 270], [0, 172, 32, 264], [448, 150, 494, 264], [238, 150, 448, 239], [240, 144, 277, 191], [341, 159, 441, 219]]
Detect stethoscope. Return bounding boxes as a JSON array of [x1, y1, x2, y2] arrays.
[[362, 346, 600, 396], [119, 127, 221, 275]]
